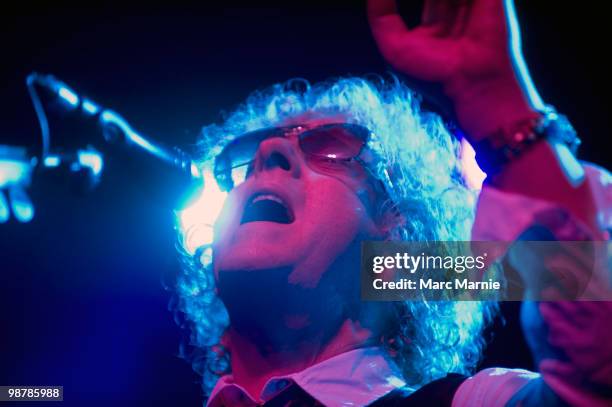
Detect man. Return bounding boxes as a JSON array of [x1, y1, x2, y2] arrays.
[[174, 0, 611, 405]]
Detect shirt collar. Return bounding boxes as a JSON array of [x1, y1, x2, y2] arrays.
[[207, 346, 407, 406]]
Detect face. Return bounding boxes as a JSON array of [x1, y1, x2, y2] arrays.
[[212, 117, 386, 291]]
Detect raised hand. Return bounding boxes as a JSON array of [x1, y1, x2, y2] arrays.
[[367, 0, 543, 140]]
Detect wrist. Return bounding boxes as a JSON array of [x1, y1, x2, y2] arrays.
[[446, 72, 541, 141]]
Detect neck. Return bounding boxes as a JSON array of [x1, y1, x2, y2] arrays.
[[216, 239, 388, 398], [225, 318, 376, 399]]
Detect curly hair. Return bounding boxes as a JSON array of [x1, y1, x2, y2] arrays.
[[173, 75, 497, 399]]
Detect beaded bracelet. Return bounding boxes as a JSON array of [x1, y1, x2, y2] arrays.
[[472, 105, 581, 175]]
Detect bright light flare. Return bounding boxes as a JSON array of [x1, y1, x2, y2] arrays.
[[460, 138, 487, 190], [177, 170, 227, 255]]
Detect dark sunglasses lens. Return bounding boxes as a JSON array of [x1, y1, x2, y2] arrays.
[[299, 125, 366, 159]]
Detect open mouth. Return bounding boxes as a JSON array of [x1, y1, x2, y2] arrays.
[[241, 193, 294, 224]]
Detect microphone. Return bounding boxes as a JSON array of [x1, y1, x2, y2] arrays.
[[27, 72, 201, 181], [0, 73, 209, 224], [15, 73, 228, 254]]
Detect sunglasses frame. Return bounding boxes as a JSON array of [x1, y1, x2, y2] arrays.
[[213, 123, 395, 202]]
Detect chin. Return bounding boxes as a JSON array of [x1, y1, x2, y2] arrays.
[[214, 240, 302, 275], [215, 250, 292, 273], [214, 216, 311, 267]]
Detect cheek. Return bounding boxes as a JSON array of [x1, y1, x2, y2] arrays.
[[308, 179, 357, 220], [304, 177, 375, 236], [288, 179, 376, 286]]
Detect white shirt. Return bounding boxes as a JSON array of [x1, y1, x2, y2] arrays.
[[206, 346, 538, 407]]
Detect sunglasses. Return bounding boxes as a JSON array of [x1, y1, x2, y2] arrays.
[[214, 123, 385, 193]]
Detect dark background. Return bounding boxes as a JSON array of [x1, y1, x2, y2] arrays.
[[1, 1, 609, 406]]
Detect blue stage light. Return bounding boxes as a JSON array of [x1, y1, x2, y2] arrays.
[[459, 138, 486, 190]]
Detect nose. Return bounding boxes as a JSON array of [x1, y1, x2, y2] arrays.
[[253, 137, 302, 179]]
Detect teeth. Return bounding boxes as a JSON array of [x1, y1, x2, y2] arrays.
[[252, 194, 286, 207]]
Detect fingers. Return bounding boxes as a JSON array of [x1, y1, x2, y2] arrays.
[[466, 0, 507, 36], [366, 0, 400, 21], [8, 185, 34, 223], [423, 0, 471, 29], [0, 148, 35, 223], [367, 0, 457, 81], [472, 0, 505, 18], [0, 186, 35, 223], [0, 190, 8, 223], [367, 0, 410, 43]]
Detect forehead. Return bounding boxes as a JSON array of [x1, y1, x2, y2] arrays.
[[279, 113, 351, 130]]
